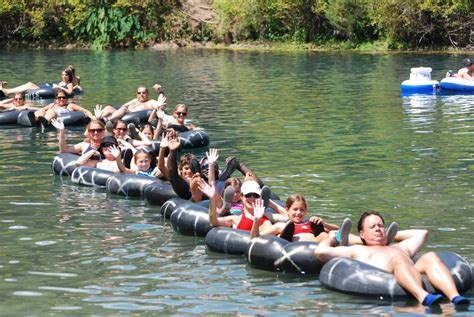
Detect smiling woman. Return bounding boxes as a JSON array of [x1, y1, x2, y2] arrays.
[[34, 90, 94, 127]]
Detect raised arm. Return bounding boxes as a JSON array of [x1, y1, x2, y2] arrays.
[[250, 198, 265, 239], [167, 131, 191, 200], [314, 230, 355, 262], [395, 229, 428, 258], [51, 119, 82, 154], [156, 132, 169, 179], [206, 148, 218, 185], [198, 179, 233, 228], [110, 145, 133, 173]]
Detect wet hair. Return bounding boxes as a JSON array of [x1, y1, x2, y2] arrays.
[[223, 177, 242, 190], [357, 210, 385, 232], [83, 120, 105, 139], [62, 68, 74, 83], [285, 194, 307, 210], [178, 153, 194, 171]]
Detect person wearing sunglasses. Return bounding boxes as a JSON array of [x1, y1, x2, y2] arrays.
[[94, 84, 166, 123], [110, 120, 152, 150], [34, 90, 94, 127], [0, 92, 38, 110], [51, 119, 106, 160], [74, 136, 125, 173], [199, 178, 276, 236], [149, 103, 200, 132]]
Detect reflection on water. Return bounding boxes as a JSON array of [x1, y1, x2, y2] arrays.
[[0, 50, 473, 315]]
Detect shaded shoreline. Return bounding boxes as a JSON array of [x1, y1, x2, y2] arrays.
[[2, 40, 473, 55]]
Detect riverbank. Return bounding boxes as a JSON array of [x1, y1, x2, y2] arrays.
[[4, 39, 473, 55]]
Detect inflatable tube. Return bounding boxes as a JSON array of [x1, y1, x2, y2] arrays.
[[149, 130, 210, 152], [143, 181, 178, 206], [160, 198, 180, 219], [277, 241, 323, 275], [52, 153, 79, 176], [246, 235, 289, 271], [205, 227, 250, 255], [58, 111, 90, 126], [0, 109, 22, 125], [106, 173, 159, 197], [17, 109, 36, 127], [122, 110, 152, 124], [24, 84, 56, 101], [71, 166, 114, 187], [73, 86, 83, 95], [16, 110, 89, 127], [440, 77, 474, 93], [179, 130, 210, 149], [168, 198, 212, 237], [319, 251, 472, 299]]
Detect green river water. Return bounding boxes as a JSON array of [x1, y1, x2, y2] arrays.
[[0, 49, 473, 315]]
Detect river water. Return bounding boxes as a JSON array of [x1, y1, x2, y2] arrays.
[[0, 49, 473, 315]]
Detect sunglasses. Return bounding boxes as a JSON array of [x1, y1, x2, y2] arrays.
[[115, 127, 127, 131], [176, 111, 187, 117], [89, 128, 104, 133], [244, 193, 260, 199], [137, 91, 148, 95], [57, 96, 67, 100]]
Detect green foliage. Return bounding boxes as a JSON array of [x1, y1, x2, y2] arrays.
[[71, 1, 153, 49], [0, 0, 472, 49]]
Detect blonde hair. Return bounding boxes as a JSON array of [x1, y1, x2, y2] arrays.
[[83, 120, 105, 141], [173, 103, 188, 113]]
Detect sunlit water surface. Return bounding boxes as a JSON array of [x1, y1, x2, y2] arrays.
[[0, 50, 473, 315]]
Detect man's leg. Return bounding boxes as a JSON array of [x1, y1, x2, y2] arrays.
[[414, 252, 467, 304], [107, 106, 127, 121], [389, 255, 440, 305]]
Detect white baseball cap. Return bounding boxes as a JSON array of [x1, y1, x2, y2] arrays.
[[241, 180, 262, 196]]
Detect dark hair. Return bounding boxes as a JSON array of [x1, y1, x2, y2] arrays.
[[62, 68, 74, 83], [113, 119, 127, 129], [55, 90, 67, 98], [357, 210, 385, 232], [178, 153, 194, 171], [134, 148, 152, 162]]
